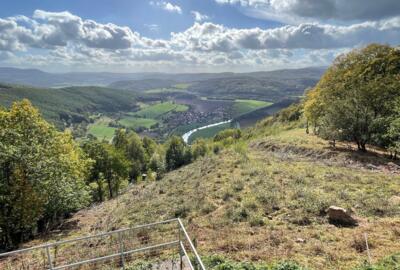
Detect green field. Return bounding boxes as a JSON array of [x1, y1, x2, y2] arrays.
[[145, 88, 184, 94], [173, 83, 191, 89], [118, 116, 158, 129], [231, 99, 272, 117], [87, 117, 116, 141], [133, 101, 188, 119], [188, 122, 232, 143]]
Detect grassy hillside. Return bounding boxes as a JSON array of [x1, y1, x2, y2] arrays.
[[234, 98, 299, 128], [231, 99, 273, 117], [0, 83, 137, 128], [33, 118, 400, 270]]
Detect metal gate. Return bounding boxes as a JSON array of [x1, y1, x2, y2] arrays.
[[0, 218, 205, 270]]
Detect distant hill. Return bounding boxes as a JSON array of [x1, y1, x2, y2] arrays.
[[0, 67, 326, 88], [109, 79, 178, 91], [187, 67, 324, 102], [0, 83, 137, 128]]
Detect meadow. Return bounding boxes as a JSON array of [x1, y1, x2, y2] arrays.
[[118, 116, 158, 129], [131, 101, 188, 119], [87, 117, 116, 141], [231, 99, 273, 117]]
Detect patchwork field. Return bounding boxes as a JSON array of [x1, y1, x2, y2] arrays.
[[118, 116, 158, 129], [231, 99, 273, 117], [131, 101, 188, 119], [87, 117, 116, 141]]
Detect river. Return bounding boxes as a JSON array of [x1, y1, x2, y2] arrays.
[[182, 119, 232, 143]]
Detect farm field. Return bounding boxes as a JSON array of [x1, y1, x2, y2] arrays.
[[87, 117, 116, 141], [231, 99, 273, 117], [118, 116, 158, 129], [131, 101, 188, 119]]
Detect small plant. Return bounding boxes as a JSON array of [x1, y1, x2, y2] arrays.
[[249, 214, 265, 227], [272, 261, 307, 270]]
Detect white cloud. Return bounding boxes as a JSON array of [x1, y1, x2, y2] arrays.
[[150, 1, 182, 14], [191, 11, 210, 22], [0, 10, 400, 72], [215, 0, 400, 23], [170, 20, 400, 51]]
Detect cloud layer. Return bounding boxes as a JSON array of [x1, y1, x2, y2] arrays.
[[0, 9, 400, 72], [215, 0, 400, 22]]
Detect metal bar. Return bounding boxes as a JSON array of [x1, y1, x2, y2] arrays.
[[118, 231, 125, 270], [52, 240, 180, 270], [180, 241, 195, 270], [177, 219, 206, 270], [46, 246, 53, 270], [0, 218, 179, 258], [178, 221, 183, 270]]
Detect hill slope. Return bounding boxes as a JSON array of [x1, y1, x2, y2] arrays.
[[0, 67, 325, 88], [0, 83, 137, 128], [35, 121, 400, 270]]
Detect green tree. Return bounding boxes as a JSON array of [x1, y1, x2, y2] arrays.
[[126, 132, 146, 181], [112, 128, 128, 150], [0, 100, 90, 250], [142, 136, 157, 164], [83, 140, 130, 200], [148, 152, 166, 179], [165, 136, 186, 171], [304, 44, 400, 151]]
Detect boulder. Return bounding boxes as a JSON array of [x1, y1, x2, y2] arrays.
[[327, 206, 358, 227]]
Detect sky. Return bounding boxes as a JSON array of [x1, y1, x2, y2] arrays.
[[0, 0, 400, 73]]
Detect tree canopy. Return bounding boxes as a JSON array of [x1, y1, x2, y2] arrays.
[[0, 100, 90, 250], [304, 44, 400, 152]]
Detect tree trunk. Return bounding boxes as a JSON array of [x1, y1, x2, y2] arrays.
[[107, 178, 113, 198], [360, 142, 367, 152]]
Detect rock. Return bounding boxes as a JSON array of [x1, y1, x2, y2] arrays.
[[295, 238, 305, 243], [327, 206, 358, 227], [389, 196, 400, 206], [366, 164, 378, 170]]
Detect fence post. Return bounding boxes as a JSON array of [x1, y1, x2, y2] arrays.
[[46, 246, 53, 270], [178, 220, 183, 270], [118, 231, 126, 270]]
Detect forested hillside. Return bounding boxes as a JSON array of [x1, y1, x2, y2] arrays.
[[0, 84, 138, 128]]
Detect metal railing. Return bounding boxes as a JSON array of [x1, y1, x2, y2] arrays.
[[0, 218, 206, 270]]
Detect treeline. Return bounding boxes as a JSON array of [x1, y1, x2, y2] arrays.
[[0, 100, 209, 251], [303, 44, 400, 155]]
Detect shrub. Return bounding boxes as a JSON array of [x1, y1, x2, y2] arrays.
[[272, 261, 306, 270]]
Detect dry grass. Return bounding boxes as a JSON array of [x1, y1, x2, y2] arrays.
[[20, 127, 400, 270]]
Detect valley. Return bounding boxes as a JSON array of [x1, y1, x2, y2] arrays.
[[0, 67, 321, 142]]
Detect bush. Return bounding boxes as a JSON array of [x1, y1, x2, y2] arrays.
[[214, 129, 242, 143], [272, 261, 306, 270]]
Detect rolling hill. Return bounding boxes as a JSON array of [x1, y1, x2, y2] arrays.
[[0, 67, 325, 89], [0, 83, 138, 128], [108, 79, 178, 91]]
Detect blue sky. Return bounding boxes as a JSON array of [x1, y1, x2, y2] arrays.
[[0, 0, 400, 72], [0, 0, 282, 39]]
